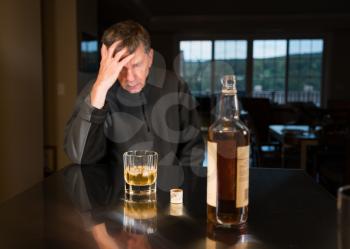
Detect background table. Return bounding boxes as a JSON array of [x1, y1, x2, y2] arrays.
[[0, 164, 337, 249], [269, 125, 321, 169]]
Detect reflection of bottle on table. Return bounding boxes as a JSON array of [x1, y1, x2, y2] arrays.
[[206, 222, 267, 249], [206, 221, 245, 249]]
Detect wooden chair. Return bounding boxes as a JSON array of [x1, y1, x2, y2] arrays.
[[240, 97, 281, 167], [310, 124, 349, 195]]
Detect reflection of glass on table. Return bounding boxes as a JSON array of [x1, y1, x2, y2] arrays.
[[123, 150, 158, 201], [123, 198, 157, 234], [337, 185, 350, 249]]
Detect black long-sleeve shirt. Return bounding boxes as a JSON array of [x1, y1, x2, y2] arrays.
[[64, 72, 205, 191]]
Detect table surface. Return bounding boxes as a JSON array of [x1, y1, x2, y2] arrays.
[[0, 165, 337, 249]]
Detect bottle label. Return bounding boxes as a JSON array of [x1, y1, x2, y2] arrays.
[[207, 141, 217, 207], [236, 145, 249, 208]]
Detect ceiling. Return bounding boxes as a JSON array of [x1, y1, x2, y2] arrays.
[[145, 0, 349, 16], [101, 0, 350, 19], [99, 0, 350, 32]]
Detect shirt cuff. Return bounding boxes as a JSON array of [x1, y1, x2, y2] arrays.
[[78, 95, 109, 124]]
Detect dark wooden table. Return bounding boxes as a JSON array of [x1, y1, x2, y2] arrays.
[[0, 164, 337, 249]]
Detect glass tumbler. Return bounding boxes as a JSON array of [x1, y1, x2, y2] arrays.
[[123, 150, 158, 200]]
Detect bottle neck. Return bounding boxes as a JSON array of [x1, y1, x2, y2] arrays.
[[218, 92, 240, 120]]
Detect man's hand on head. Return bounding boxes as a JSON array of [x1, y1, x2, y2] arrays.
[[91, 41, 134, 109]]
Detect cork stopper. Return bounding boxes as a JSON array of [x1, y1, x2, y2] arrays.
[[170, 188, 183, 204]]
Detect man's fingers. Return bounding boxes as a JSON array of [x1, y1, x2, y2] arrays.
[[101, 44, 107, 59], [114, 53, 134, 69], [114, 47, 129, 62], [107, 40, 122, 58], [118, 53, 135, 67]]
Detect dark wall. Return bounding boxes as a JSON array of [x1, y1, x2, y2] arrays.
[[77, 0, 98, 92], [327, 31, 350, 102], [94, 2, 350, 103], [151, 33, 176, 70]]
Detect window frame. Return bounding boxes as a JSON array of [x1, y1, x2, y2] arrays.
[[176, 33, 326, 106]]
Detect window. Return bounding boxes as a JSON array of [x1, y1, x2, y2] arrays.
[[79, 33, 99, 72], [253, 40, 287, 103], [179, 38, 324, 108], [180, 41, 212, 96], [180, 40, 249, 127], [288, 39, 323, 106], [214, 40, 247, 94], [252, 39, 323, 105], [180, 40, 248, 96]]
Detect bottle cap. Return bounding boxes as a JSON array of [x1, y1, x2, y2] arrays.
[[221, 75, 237, 94], [170, 188, 183, 204]]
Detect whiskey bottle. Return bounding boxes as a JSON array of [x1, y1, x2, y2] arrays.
[[207, 75, 250, 227]]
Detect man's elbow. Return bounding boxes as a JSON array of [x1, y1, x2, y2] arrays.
[[64, 145, 83, 164]]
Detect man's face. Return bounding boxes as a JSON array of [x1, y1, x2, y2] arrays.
[[118, 44, 153, 94]]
